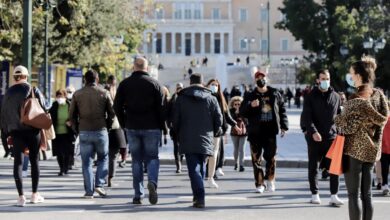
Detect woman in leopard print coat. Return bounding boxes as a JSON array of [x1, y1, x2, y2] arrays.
[[334, 57, 389, 220]]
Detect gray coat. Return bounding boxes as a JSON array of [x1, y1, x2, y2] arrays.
[[173, 85, 223, 156]]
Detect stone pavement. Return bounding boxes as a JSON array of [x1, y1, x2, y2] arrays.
[[0, 160, 389, 220]]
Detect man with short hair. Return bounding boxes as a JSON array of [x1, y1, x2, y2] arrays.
[[301, 69, 343, 206], [173, 73, 223, 208], [240, 71, 288, 193], [69, 69, 115, 198], [114, 57, 166, 205]]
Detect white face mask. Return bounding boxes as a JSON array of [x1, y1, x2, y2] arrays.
[[57, 98, 66, 105], [210, 85, 218, 93], [66, 93, 73, 99]]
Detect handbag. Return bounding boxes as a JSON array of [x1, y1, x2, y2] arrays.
[[44, 125, 56, 140], [20, 87, 52, 129], [326, 135, 345, 175]]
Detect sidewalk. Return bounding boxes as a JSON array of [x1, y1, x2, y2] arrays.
[[0, 108, 308, 167]]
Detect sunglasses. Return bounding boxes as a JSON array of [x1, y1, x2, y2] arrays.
[[233, 103, 241, 106]]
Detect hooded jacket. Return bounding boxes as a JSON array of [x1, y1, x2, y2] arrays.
[[335, 88, 389, 162], [173, 85, 223, 156]]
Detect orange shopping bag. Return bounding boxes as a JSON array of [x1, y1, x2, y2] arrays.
[[326, 135, 345, 175]]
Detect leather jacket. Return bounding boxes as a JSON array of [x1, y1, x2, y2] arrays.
[[0, 83, 46, 134]]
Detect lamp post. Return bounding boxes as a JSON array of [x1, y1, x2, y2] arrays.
[[22, 0, 32, 75], [363, 37, 386, 55], [281, 57, 299, 89], [292, 57, 299, 89], [38, 0, 56, 100], [280, 58, 289, 89]]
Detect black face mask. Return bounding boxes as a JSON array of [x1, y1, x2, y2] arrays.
[[256, 79, 266, 88]]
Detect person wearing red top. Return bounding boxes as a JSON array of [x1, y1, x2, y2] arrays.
[[381, 113, 390, 196]]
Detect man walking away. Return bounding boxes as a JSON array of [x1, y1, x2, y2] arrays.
[[69, 70, 115, 198], [114, 57, 166, 205], [173, 73, 223, 208]]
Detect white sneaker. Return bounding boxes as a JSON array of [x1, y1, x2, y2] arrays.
[[255, 185, 266, 194], [266, 180, 276, 192], [382, 185, 390, 196], [22, 171, 28, 178], [30, 193, 44, 204], [16, 195, 26, 207], [207, 179, 219, 188], [310, 194, 321, 204], [329, 194, 344, 207], [216, 168, 225, 176]]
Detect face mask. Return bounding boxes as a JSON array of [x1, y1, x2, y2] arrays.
[[319, 80, 330, 91], [57, 98, 66, 105], [210, 85, 218, 93], [256, 79, 267, 88], [346, 73, 355, 87], [66, 93, 73, 99]]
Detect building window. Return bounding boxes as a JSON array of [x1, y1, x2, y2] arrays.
[[239, 9, 248, 22], [194, 3, 201, 19], [155, 9, 164, 20], [261, 39, 268, 52], [174, 3, 182, 19], [281, 39, 289, 51], [240, 39, 248, 50], [260, 8, 268, 22], [184, 3, 192, 19], [212, 8, 220, 20]]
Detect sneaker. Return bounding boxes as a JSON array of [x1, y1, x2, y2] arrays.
[[58, 172, 63, 176], [239, 166, 245, 172], [22, 171, 28, 178], [30, 193, 44, 204], [310, 194, 321, 204], [216, 168, 225, 176], [329, 194, 344, 207], [132, 197, 142, 204], [266, 180, 276, 192], [193, 202, 205, 208], [16, 195, 26, 207], [207, 179, 219, 188], [255, 185, 266, 194], [83, 194, 94, 199], [382, 185, 390, 196], [147, 182, 158, 205], [95, 187, 107, 197], [234, 164, 238, 170]]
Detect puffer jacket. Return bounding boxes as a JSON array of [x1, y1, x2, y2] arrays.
[[335, 89, 388, 162], [173, 85, 223, 156], [1, 83, 46, 134]]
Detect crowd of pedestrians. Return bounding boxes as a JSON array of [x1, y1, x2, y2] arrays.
[[0, 55, 389, 220]]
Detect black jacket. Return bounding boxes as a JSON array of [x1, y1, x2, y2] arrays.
[[301, 86, 341, 140], [49, 101, 76, 140], [240, 86, 288, 143], [114, 71, 166, 130], [214, 94, 236, 135], [1, 83, 46, 134], [173, 85, 223, 156]]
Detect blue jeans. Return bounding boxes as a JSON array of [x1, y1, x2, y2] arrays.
[[79, 129, 109, 196], [185, 153, 207, 203], [126, 129, 161, 199], [22, 155, 29, 171]]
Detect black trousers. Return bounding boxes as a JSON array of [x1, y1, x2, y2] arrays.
[[344, 155, 374, 220], [1, 129, 10, 155], [381, 153, 390, 185], [216, 138, 225, 169], [306, 136, 339, 194], [249, 135, 277, 187], [108, 129, 126, 178], [11, 130, 41, 196], [53, 134, 73, 174]]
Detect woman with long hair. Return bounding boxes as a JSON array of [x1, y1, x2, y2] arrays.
[[335, 56, 389, 220], [205, 79, 240, 188], [229, 96, 247, 172]]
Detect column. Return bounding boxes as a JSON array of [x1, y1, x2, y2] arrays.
[[162, 32, 166, 54], [228, 2, 232, 20], [200, 32, 205, 54], [221, 33, 225, 54], [143, 32, 148, 53], [191, 32, 195, 55], [152, 32, 157, 54], [210, 33, 215, 54], [181, 32, 186, 55], [228, 32, 233, 55], [171, 32, 176, 54]]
